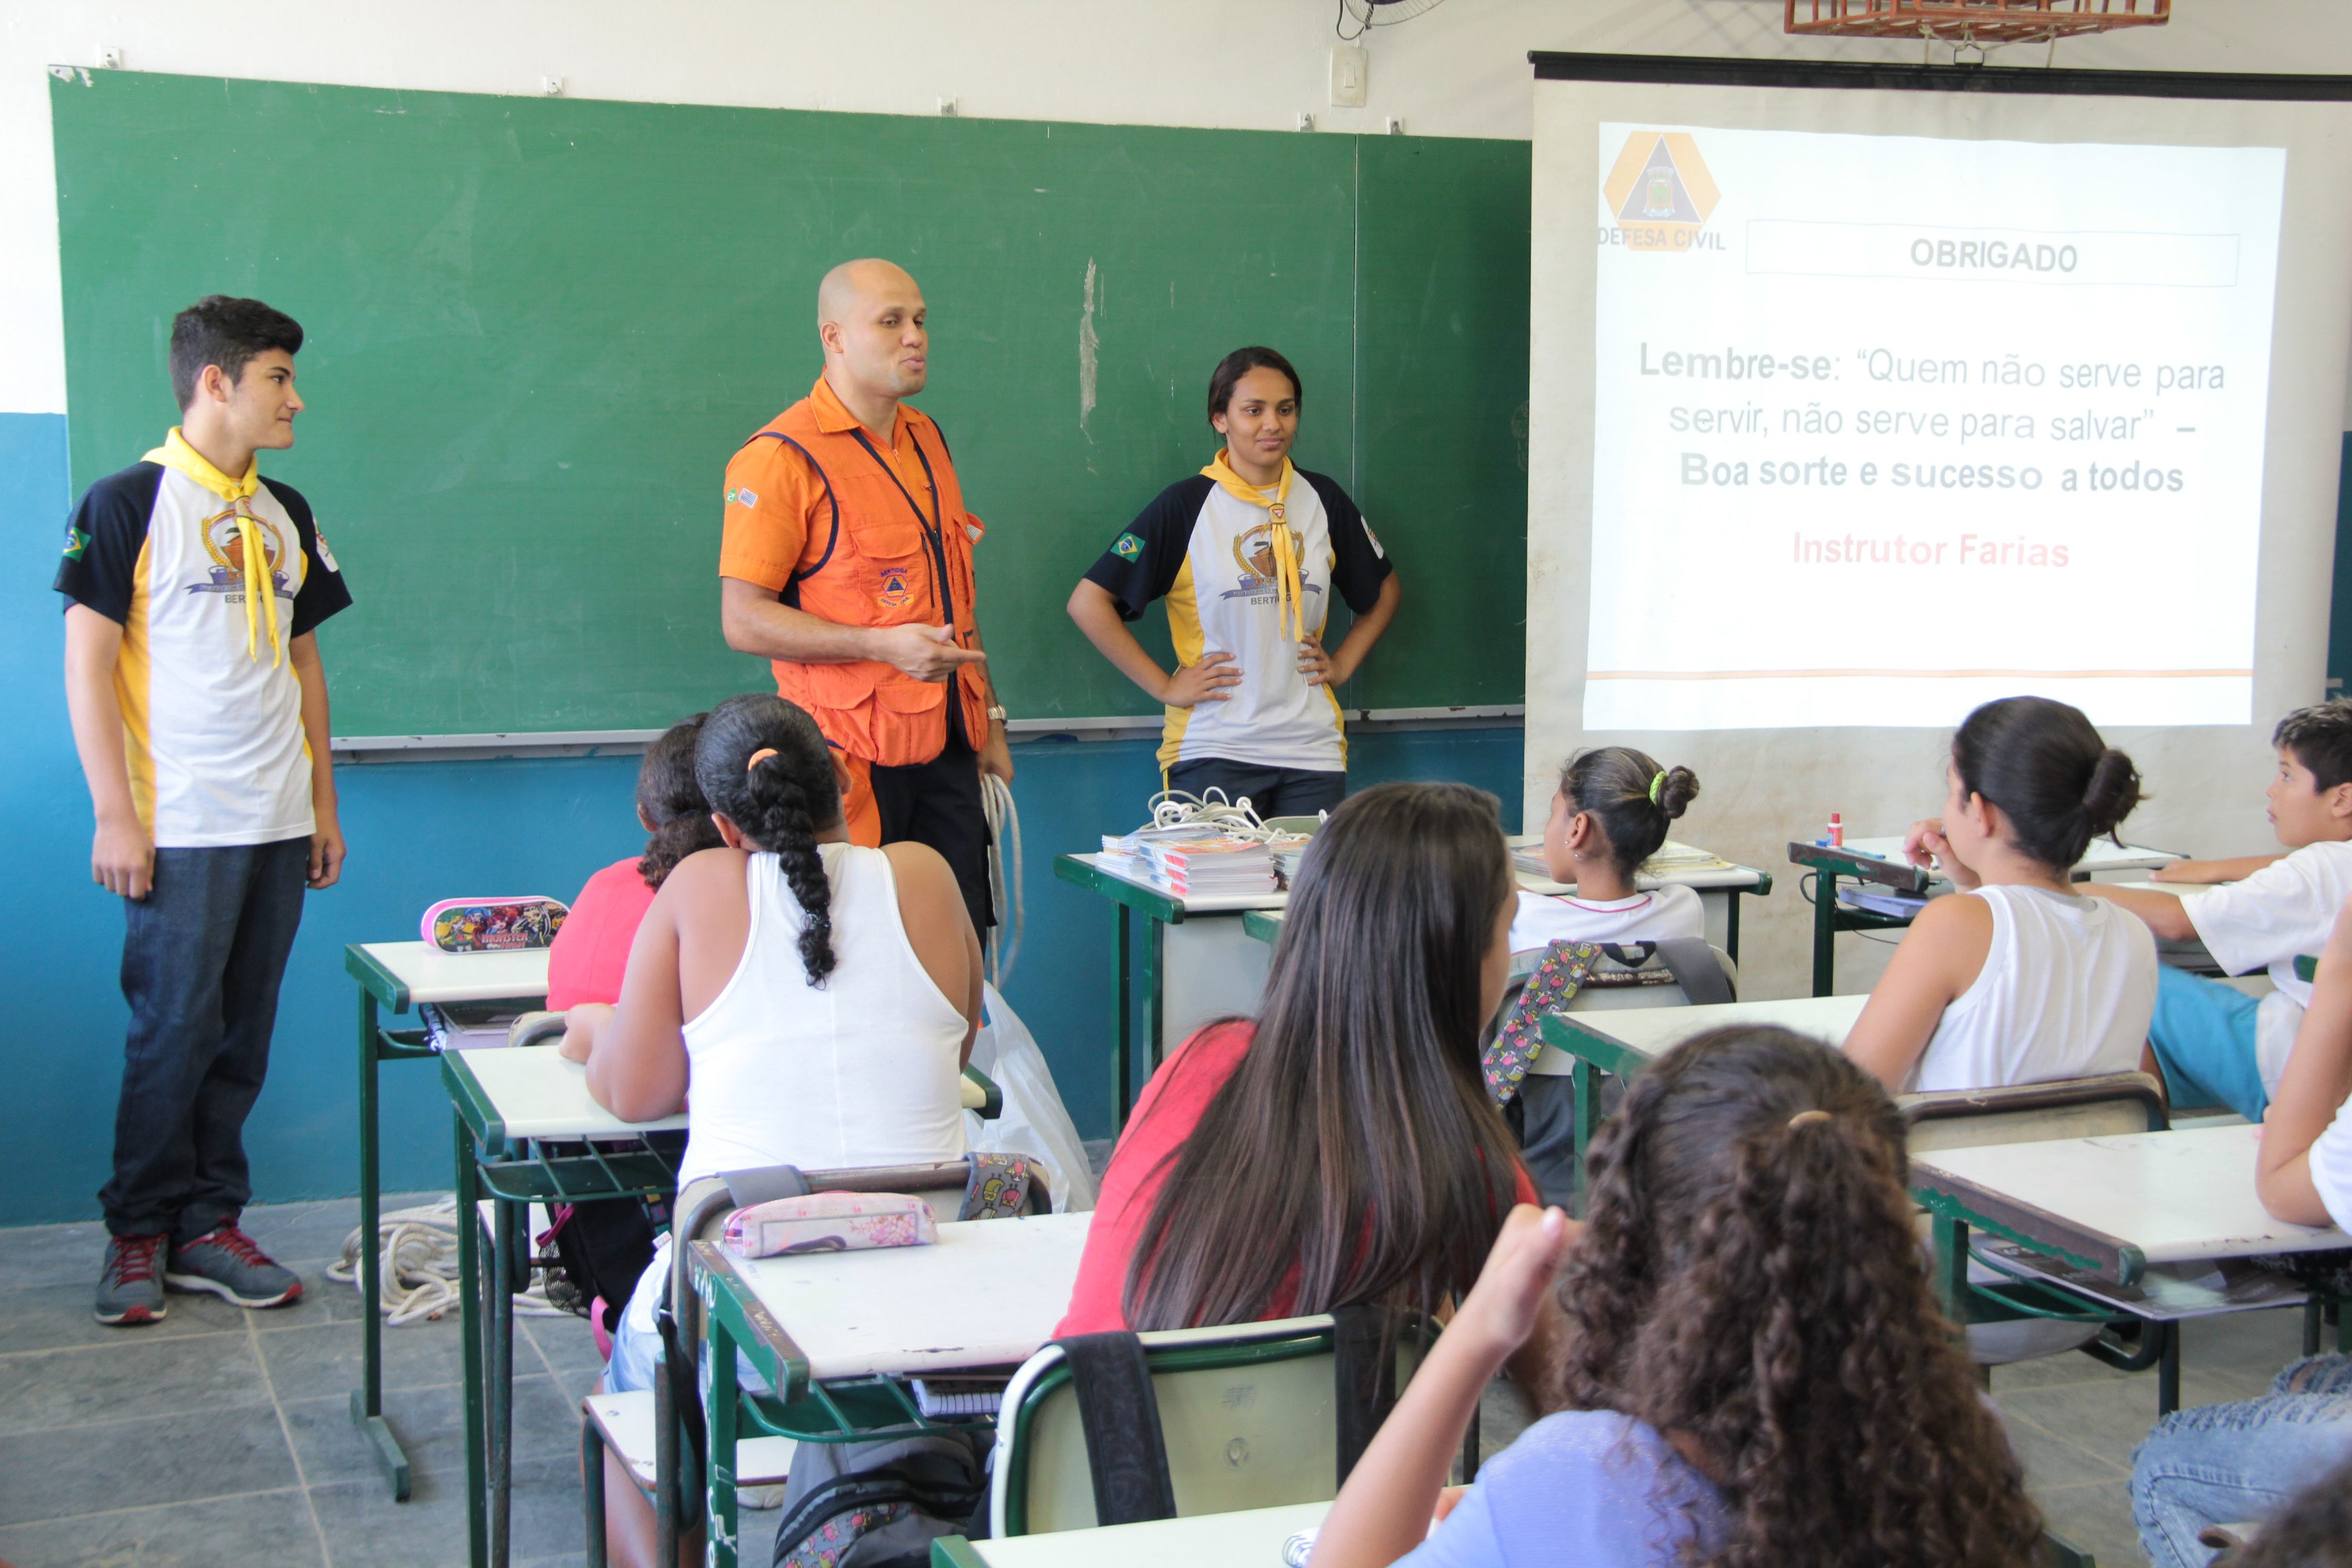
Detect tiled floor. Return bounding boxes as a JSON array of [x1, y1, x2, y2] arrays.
[[0, 1194, 2326, 1567]]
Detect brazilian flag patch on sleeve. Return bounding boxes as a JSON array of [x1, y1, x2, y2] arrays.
[[1112, 532, 1144, 562], [62, 525, 90, 561]]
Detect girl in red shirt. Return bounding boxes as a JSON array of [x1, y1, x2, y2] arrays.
[[546, 715, 722, 1011], [1059, 781, 1541, 1349]]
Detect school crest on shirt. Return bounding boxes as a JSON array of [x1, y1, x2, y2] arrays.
[[312, 524, 340, 573], [877, 564, 915, 610], [188, 507, 291, 599], [1222, 520, 1322, 606]]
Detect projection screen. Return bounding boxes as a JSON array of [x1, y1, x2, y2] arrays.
[[1527, 56, 2352, 992]]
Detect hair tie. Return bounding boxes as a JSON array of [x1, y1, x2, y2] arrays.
[[1648, 770, 1667, 806], [1786, 1109, 1832, 1130], [746, 747, 779, 773]]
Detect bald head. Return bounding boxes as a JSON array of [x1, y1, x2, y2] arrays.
[[817, 259, 928, 406]]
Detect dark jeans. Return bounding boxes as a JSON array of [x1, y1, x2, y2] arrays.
[[872, 725, 994, 940], [101, 837, 310, 1243], [1165, 757, 1346, 821]]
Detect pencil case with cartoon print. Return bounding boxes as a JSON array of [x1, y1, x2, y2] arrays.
[[421, 896, 570, 953]]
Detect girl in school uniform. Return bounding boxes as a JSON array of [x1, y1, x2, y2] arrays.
[[1311, 1024, 2047, 1568], [564, 692, 981, 1568], [1058, 781, 1547, 1373], [1509, 747, 1703, 952], [1066, 346, 1402, 819], [544, 714, 721, 1013], [1843, 696, 2157, 1094]]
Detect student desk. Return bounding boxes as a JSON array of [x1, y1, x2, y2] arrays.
[[442, 1043, 687, 1568], [342, 941, 551, 1501], [1060, 838, 1769, 1129], [1911, 1125, 2350, 1409], [931, 1501, 1330, 1567], [1788, 837, 2189, 996], [691, 1211, 1093, 1568]]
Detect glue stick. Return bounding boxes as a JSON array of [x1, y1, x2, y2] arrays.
[[1828, 812, 1844, 848]]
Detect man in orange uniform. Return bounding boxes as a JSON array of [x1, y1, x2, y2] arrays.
[[719, 259, 1011, 939]]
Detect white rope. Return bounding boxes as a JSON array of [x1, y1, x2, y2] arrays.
[[983, 772, 1024, 989], [1141, 787, 1276, 839], [327, 1194, 568, 1326]]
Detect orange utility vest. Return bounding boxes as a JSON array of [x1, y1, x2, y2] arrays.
[[742, 397, 988, 769]]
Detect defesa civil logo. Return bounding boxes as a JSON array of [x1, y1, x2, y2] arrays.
[[1601, 132, 1722, 254]]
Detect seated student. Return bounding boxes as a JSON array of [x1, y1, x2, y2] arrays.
[[2084, 699, 2352, 1122], [2130, 894, 2352, 1568], [1507, 747, 1702, 951], [1311, 1025, 2046, 1568], [1844, 696, 2156, 1094], [565, 691, 981, 1568], [544, 714, 721, 1014], [1058, 781, 1546, 1367]]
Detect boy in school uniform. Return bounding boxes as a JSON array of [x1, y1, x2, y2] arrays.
[[2084, 700, 2352, 1121], [56, 296, 353, 1326]]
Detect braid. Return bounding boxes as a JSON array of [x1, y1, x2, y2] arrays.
[[749, 757, 837, 987]]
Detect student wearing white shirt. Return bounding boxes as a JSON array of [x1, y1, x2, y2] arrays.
[[1846, 697, 2157, 1096], [2085, 700, 2352, 1122], [2129, 894, 2352, 1568], [1507, 747, 1703, 953], [1067, 346, 1401, 817]]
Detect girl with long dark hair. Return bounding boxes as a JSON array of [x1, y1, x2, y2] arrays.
[[1057, 780, 1540, 1343], [1844, 695, 2157, 1093], [1313, 1026, 2046, 1568], [1066, 346, 1403, 817]]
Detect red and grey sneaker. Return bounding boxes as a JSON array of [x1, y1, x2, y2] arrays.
[[95, 1233, 169, 1326], [166, 1224, 304, 1309]]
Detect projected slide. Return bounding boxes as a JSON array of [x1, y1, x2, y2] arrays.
[[1583, 125, 2283, 730]]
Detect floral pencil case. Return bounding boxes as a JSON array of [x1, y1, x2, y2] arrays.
[[721, 1192, 938, 1258]]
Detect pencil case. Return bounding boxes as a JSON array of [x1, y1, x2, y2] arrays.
[[422, 896, 569, 953], [721, 1192, 938, 1258]]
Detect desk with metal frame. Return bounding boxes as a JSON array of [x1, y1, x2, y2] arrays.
[[342, 941, 551, 1501], [692, 1211, 1092, 1568], [1064, 840, 1771, 1130], [1788, 837, 2189, 997]]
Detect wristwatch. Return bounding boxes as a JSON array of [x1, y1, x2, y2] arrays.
[[987, 704, 1009, 725]]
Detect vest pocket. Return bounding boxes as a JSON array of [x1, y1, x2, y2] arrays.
[[843, 516, 930, 621]]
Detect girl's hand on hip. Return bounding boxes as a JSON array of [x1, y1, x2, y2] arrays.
[[1160, 651, 1239, 708]]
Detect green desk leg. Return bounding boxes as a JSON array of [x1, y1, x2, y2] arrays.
[[491, 1196, 517, 1568], [457, 1113, 489, 1568], [1812, 872, 1840, 998], [1569, 1058, 1599, 1218], [1144, 917, 1165, 1075], [1725, 890, 1742, 968], [1113, 902, 1132, 1135], [350, 986, 410, 1499], [707, 1311, 743, 1568]]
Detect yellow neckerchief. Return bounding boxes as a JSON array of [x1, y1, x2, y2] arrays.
[[144, 427, 282, 667], [1200, 451, 1305, 642]]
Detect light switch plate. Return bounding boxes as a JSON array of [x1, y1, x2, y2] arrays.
[[1330, 44, 1368, 108]]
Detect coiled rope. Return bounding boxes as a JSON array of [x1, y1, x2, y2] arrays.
[[327, 1195, 568, 1326]]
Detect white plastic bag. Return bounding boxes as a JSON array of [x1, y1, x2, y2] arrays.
[[964, 983, 1098, 1213]]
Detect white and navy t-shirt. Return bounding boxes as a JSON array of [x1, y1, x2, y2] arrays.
[[1085, 468, 1391, 772], [1508, 885, 1705, 955], [54, 459, 351, 847]]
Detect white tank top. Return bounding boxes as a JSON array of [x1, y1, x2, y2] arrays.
[[676, 841, 968, 1188], [1910, 883, 2157, 1094]]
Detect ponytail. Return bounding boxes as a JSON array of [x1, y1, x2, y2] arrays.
[[694, 694, 845, 987], [1952, 696, 2142, 871], [1558, 747, 1702, 881]]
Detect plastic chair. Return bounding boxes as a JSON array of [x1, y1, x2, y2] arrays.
[[990, 1315, 1424, 1539]]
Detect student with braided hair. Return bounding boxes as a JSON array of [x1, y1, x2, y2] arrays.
[[564, 691, 981, 1566], [1313, 1026, 2046, 1568]]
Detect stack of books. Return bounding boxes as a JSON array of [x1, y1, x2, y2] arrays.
[[1100, 823, 1281, 896]]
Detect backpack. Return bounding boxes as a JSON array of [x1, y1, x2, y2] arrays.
[[770, 1432, 990, 1568]]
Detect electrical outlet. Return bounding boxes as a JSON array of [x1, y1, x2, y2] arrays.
[[1330, 44, 1367, 108], [1296, 110, 1316, 133], [541, 76, 564, 97], [938, 97, 958, 116], [97, 46, 122, 69]]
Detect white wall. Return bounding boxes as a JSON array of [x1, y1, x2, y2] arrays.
[[7, 0, 2352, 415]]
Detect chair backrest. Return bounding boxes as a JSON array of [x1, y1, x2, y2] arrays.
[[990, 1316, 1425, 1538], [1899, 1071, 2169, 1154], [1499, 941, 1737, 1017]]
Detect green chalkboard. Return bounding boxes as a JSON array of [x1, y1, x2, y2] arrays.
[[52, 71, 1528, 734]]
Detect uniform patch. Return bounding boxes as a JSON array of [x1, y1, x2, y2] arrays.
[[1362, 520, 1385, 559], [312, 525, 339, 573], [877, 565, 914, 610], [1112, 532, 1144, 562], [63, 524, 90, 561], [726, 486, 759, 508]]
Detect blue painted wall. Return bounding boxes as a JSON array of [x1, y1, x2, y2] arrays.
[[2, 408, 1522, 1222]]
